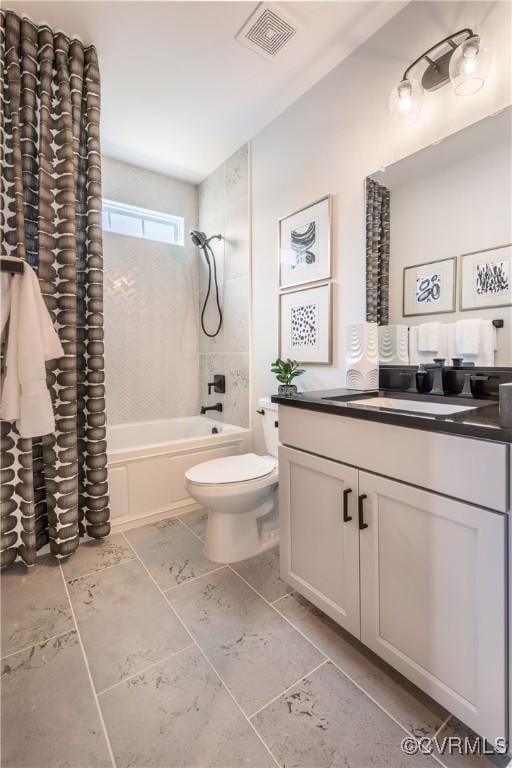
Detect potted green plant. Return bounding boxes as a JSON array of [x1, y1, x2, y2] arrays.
[[271, 358, 305, 395]]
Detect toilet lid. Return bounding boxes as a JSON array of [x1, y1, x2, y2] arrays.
[[186, 453, 277, 485]]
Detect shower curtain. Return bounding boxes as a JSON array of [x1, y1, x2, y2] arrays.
[[365, 178, 390, 325], [1, 10, 110, 567]]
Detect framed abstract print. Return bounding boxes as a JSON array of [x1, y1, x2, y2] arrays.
[[279, 283, 332, 364], [403, 257, 456, 317], [460, 244, 512, 311], [278, 195, 332, 290]]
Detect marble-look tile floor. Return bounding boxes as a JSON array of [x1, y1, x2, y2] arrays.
[[1, 514, 505, 768]]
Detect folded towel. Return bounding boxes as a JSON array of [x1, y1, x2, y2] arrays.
[[417, 322, 440, 352], [455, 319, 481, 356]]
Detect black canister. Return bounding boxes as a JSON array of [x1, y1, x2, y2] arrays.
[[416, 364, 433, 393], [441, 367, 465, 396]]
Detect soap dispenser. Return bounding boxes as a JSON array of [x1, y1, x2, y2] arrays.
[[416, 364, 433, 394]]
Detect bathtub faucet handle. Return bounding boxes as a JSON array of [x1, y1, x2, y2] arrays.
[[207, 374, 225, 395]]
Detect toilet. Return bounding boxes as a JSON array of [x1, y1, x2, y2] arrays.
[[185, 397, 279, 563]]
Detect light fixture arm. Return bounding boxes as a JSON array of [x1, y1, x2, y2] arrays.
[[402, 28, 475, 82]]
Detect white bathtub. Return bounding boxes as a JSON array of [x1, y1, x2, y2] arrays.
[[107, 416, 251, 529]]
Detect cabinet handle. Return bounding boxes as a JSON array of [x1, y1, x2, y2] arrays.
[[342, 488, 352, 522], [358, 494, 368, 530]]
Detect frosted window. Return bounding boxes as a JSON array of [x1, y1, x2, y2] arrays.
[[102, 199, 184, 246]]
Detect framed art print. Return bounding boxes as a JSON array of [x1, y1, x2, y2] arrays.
[[279, 283, 332, 364], [278, 195, 332, 290], [403, 257, 456, 317], [460, 244, 512, 311]]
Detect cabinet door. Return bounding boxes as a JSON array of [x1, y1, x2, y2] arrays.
[[279, 446, 360, 636], [359, 471, 506, 742]]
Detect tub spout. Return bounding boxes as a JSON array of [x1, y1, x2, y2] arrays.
[[200, 403, 223, 414]]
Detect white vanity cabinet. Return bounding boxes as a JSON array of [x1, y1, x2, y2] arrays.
[[278, 405, 508, 743]]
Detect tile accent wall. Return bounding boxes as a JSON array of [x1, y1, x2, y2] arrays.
[[103, 158, 200, 424], [198, 144, 250, 428]]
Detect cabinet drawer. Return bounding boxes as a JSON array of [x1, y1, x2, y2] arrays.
[[279, 406, 508, 512]]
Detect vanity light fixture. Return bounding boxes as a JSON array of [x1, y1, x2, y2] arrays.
[[389, 29, 492, 124]]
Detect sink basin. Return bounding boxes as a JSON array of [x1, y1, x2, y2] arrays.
[[348, 396, 477, 416]]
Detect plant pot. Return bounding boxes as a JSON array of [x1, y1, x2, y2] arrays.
[[278, 384, 298, 396]]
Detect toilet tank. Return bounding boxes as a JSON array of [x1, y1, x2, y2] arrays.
[[258, 397, 279, 458]]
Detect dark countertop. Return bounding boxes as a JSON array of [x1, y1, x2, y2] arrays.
[[271, 389, 512, 444]]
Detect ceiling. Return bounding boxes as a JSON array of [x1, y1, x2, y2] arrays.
[[8, 1, 406, 183]]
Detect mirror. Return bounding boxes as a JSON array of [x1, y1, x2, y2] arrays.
[[366, 107, 512, 367]]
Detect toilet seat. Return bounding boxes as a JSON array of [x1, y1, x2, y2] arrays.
[[185, 453, 277, 486]]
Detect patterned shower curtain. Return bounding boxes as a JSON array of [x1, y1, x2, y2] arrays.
[[1, 10, 110, 567], [365, 178, 390, 325]]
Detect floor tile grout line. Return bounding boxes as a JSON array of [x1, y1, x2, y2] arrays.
[[163, 564, 227, 594], [433, 713, 453, 738], [270, 591, 294, 604], [1, 628, 76, 662], [175, 514, 207, 542], [226, 563, 447, 752], [249, 659, 328, 720], [119, 531, 281, 768], [58, 564, 117, 768], [63, 555, 138, 586], [96, 642, 196, 697]]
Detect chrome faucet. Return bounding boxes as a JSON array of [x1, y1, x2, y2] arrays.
[[200, 403, 223, 414]]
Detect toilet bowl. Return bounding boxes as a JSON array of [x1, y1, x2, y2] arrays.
[[185, 398, 279, 563]]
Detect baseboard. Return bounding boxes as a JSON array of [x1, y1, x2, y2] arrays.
[[111, 498, 203, 532]]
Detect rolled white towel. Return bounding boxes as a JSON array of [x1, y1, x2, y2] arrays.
[[455, 319, 481, 356], [417, 322, 440, 352]]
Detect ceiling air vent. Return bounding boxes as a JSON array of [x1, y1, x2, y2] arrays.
[[236, 3, 299, 62]]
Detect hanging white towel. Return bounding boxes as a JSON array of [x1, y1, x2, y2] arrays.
[[460, 320, 496, 367], [440, 323, 456, 363], [455, 319, 481, 356], [1, 259, 64, 438], [417, 322, 440, 352]]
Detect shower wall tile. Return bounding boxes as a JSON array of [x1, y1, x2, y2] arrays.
[[198, 143, 250, 429], [223, 275, 249, 356], [198, 164, 225, 223], [225, 144, 249, 207], [225, 197, 250, 282], [103, 158, 200, 425], [224, 354, 250, 428]]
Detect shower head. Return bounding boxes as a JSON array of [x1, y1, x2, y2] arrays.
[[190, 230, 222, 248], [190, 230, 207, 248]]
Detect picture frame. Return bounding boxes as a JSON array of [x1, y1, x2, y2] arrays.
[[460, 243, 512, 311], [278, 195, 332, 290], [279, 283, 332, 364], [402, 257, 456, 317]]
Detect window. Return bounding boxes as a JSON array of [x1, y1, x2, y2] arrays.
[[102, 199, 184, 246]]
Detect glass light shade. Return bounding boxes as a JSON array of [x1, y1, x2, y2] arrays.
[[389, 78, 423, 125], [449, 35, 492, 95]]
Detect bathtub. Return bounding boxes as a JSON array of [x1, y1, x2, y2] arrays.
[[107, 416, 251, 529]]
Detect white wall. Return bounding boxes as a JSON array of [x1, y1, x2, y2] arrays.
[[389, 140, 512, 363], [102, 157, 200, 424], [251, 0, 511, 451]]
